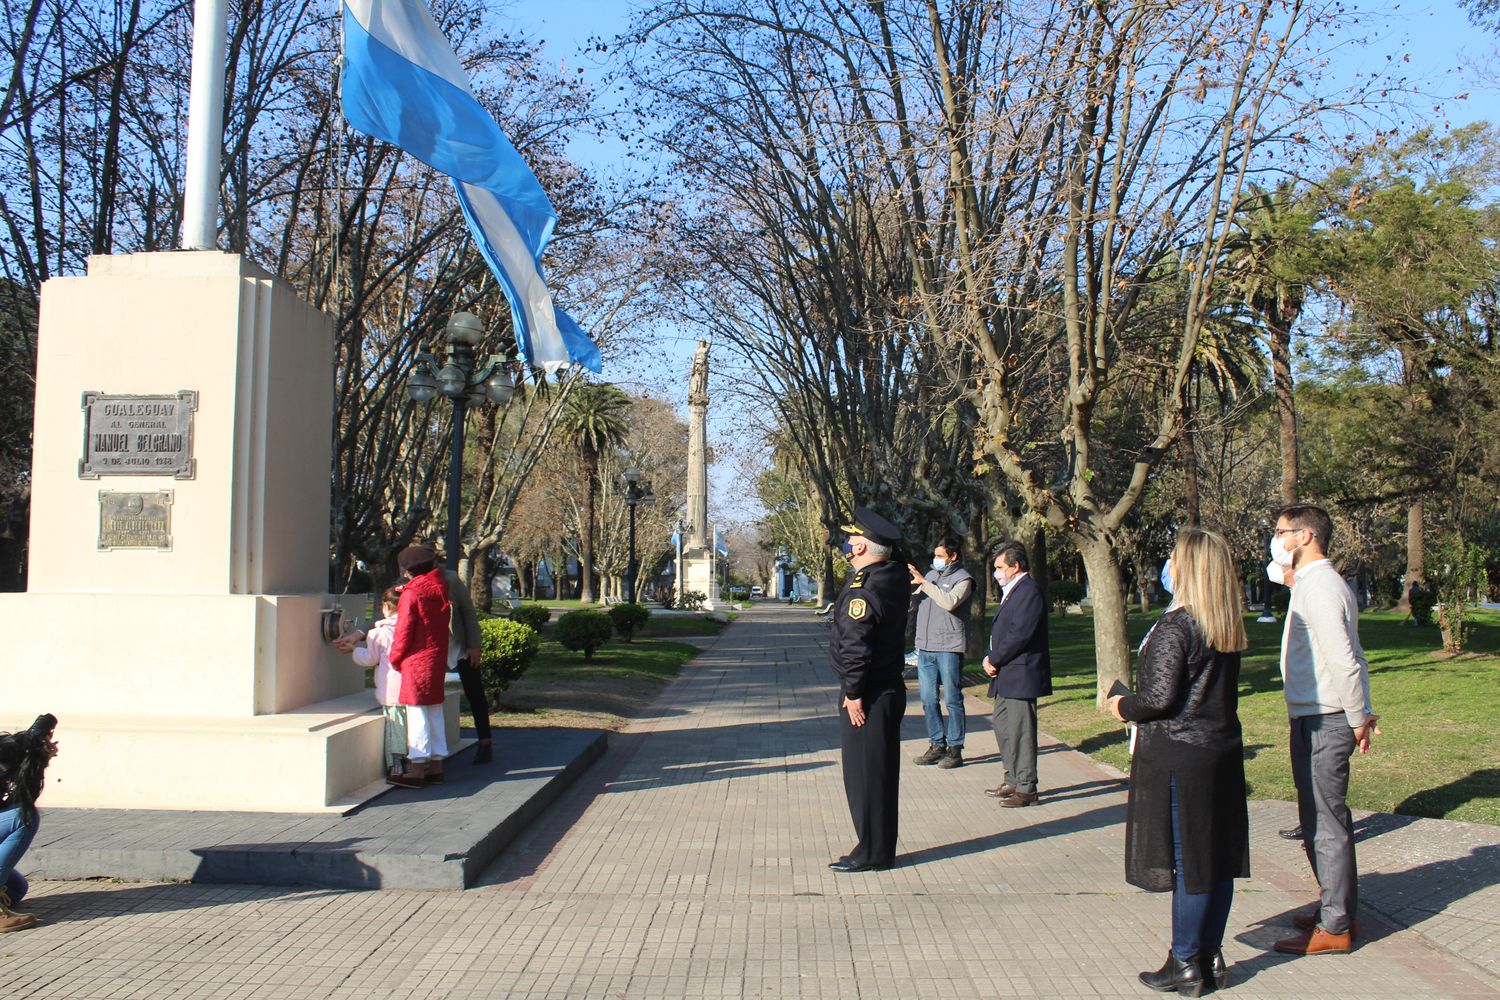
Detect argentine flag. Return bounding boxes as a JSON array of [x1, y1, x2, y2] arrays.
[[339, 0, 602, 373]]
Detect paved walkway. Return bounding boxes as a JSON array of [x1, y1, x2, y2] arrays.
[[4, 604, 1499, 998]]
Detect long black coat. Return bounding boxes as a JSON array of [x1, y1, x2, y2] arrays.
[[1118, 609, 1249, 893], [986, 574, 1051, 700]]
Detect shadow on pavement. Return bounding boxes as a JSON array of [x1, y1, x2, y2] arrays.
[[22, 882, 348, 922], [899, 801, 1124, 867]]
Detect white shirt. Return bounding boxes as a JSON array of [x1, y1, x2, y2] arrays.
[[1280, 558, 1374, 728]]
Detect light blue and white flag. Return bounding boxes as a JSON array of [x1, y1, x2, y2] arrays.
[[714, 530, 729, 558], [340, 0, 601, 373]]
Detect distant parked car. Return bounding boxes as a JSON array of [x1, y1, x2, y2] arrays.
[[750, 586, 764, 598]]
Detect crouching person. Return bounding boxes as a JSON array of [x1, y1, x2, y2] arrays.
[[388, 546, 453, 787], [0, 713, 58, 932]]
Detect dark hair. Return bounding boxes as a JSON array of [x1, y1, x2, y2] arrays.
[[936, 534, 962, 559], [381, 586, 402, 607], [0, 714, 58, 825], [993, 540, 1028, 572], [1277, 504, 1334, 550]]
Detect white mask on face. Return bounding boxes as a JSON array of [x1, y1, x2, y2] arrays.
[[1267, 561, 1286, 586], [993, 568, 1006, 586], [1269, 532, 1298, 568]]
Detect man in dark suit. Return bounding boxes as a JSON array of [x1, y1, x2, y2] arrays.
[[827, 507, 910, 873], [982, 540, 1051, 807]]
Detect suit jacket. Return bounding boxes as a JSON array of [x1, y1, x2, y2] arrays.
[[986, 573, 1052, 700], [828, 560, 910, 700]]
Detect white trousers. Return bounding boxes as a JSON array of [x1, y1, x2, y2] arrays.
[[405, 704, 448, 763]]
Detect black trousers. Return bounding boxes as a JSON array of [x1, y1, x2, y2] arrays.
[[456, 658, 491, 741], [840, 685, 907, 866]]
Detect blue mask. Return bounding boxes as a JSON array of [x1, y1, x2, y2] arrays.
[[1160, 560, 1174, 595], [840, 540, 854, 557], [931, 558, 947, 571]]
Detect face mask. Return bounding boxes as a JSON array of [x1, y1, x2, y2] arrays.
[[1267, 561, 1286, 586], [994, 568, 1008, 586], [931, 557, 948, 571], [840, 540, 854, 557], [1270, 532, 1297, 568], [1159, 560, 1174, 595]]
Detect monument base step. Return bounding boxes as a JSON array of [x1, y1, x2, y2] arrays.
[[26, 728, 607, 890], [1, 688, 465, 813]]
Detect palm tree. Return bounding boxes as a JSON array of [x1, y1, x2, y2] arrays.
[[557, 382, 631, 603], [1224, 181, 1324, 507]]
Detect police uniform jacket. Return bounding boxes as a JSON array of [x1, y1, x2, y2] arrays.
[[829, 560, 910, 699]]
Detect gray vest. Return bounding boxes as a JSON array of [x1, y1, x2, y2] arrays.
[[914, 564, 974, 654]]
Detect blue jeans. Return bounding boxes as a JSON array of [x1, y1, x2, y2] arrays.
[[1170, 776, 1233, 960], [0, 806, 35, 905], [917, 650, 965, 749]]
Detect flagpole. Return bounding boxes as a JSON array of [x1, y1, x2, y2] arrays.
[[181, 0, 229, 249]]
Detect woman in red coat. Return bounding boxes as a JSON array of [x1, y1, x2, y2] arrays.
[[387, 545, 453, 787]]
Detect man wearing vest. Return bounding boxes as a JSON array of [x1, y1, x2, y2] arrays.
[[908, 534, 975, 769]]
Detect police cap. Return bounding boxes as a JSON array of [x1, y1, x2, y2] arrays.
[[839, 507, 902, 547]]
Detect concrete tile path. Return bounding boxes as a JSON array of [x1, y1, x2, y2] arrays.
[[2, 604, 1498, 998]]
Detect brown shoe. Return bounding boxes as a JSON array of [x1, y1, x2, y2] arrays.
[[387, 760, 427, 788], [424, 761, 445, 785], [1292, 910, 1357, 936], [0, 911, 36, 933], [998, 791, 1039, 808], [984, 784, 1017, 799], [1274, 927, 1352, 955]]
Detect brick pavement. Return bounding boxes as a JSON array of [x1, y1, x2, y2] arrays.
[[2, 603, 1498, 998]]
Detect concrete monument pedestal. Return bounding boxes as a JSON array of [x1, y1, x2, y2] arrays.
[[0, 252, 457, 812]]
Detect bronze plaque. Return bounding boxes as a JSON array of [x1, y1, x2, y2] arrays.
[[98, 491, 173, 551], [79, 391, 198, 479]]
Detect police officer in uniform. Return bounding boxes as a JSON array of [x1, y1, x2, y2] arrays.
[[827, 507, 910, 873]]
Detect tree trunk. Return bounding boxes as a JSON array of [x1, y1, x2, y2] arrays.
[[1271, 317, 1298, 507], [1399, 501, 1425, 612], [1078, 537, 1131, 707], [819, 547, 835, 605], [469, 544, 492, 612], [580, 449, 597, 603], [1181, 428, 1201, 525]]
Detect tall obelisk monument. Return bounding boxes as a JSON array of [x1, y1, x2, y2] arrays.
[[679, 342, 719, 608]]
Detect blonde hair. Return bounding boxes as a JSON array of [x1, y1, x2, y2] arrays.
[[1170, 527, 1248, 653]]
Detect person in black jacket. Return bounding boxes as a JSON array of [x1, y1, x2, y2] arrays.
[[982, 541, 1051, 807], [1109, 527, 1249, 996], [0, 714, 57, 933], [826, 507, 910, 873]]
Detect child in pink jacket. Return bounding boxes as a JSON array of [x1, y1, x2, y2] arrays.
[[337, 587, 406, 773]]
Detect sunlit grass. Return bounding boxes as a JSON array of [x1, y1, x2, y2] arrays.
[[995, 607, 1500, 826]]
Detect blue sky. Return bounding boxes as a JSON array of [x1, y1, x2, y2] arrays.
[[494, 0, 1498, 527]]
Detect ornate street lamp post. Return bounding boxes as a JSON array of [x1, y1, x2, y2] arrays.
[[621, 467, 654, 602], [407, 312, 515, 570]]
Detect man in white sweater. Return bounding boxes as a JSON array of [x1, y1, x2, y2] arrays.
[[1270, 504, 1380, 957]]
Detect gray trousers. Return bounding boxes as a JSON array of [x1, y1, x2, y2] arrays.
[[991, 696, 1038, 794], [1290, 713, 1358, 934]]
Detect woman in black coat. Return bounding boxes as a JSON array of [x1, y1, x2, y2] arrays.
[[1109, 528, 1249, 996]]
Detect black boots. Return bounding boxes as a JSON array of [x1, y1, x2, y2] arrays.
[[1202, 949, 1227, 990], [472, 741, 493, 765], [1139, 952, 1206, 996]]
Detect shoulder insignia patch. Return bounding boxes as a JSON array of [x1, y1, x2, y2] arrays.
[[850, 571, 866, 589], [847, 598, 868, 620]]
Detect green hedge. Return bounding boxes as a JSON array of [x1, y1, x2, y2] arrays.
[[478, 617, 541, 704], [510, 603, 551, 629], [608, 602, 651, 642], [556, 608, 613, 660]]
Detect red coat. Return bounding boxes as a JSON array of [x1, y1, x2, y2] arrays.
[[388, 567, 452, 706]]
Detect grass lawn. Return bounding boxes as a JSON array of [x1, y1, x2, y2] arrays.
[[994, 607, 1500, 826], [467, 610, 723, 731]]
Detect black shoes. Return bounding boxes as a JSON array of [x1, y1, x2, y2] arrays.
[[472, 742, 493, 765], [1278, 824, 1303, 840], [1139, 951, 1206, 996], [1202, 949, 1227, 990], [827, 858, 893, 873], [937, 747, 963, 769], [913, 744, 945, 765]]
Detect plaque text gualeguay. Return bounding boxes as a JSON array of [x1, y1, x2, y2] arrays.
[[98, 491, 173, 551], [79, 390, 198, 479]]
